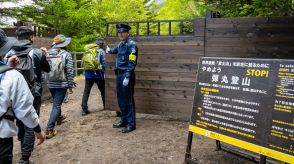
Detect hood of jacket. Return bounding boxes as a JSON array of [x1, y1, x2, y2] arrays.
[[12, 39, 33, 56]]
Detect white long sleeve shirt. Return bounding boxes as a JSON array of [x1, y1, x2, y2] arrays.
[[0, 69, 39, 138]]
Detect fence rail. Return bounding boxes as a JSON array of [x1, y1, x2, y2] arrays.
[[106, 19, 195, 37], [32, 25, 60, 38], [70, 51, 84, 76], [6, 21, 61, 38]]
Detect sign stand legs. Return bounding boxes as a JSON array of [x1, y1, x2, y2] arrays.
[[215, 140, 222, 151], [259, 155, 266, 164], [184, 131, 198, 164]]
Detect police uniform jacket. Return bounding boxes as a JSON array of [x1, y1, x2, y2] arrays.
[[109, 38, 138, 78]]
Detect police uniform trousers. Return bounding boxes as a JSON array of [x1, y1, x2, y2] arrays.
[[116, 73, 136, 129]]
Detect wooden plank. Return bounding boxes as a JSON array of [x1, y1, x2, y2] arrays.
[[206, 29, 294, 38], [206, 38, 294, 47], [105, 62, 198, 73], [139, 48, 204, 54], [106, 88, 194, 100], [205, 46, 294, 54], [106, 93, 194, 105], [105, 71, 197, 80], [107, 99, 192, 112], [105, 101, 191, 120], [106, 54, 201, 64], [206, 23, 294, 29], [138, 44, 204, 50], [135, 38, 204, 45], [206, 17, 294, 24], [205, 51, 294, 59], [106, 80, 196, 90]]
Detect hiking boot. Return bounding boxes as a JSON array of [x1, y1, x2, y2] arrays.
[[63, 94, 69, 103], [45, 128, 57, 139], [19, 159, 34, 164], [56, 114, 66, 125]]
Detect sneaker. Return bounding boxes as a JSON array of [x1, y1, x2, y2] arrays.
[[45, 128, 57, 139], [19, 159, 34, 164], [56, 114, 66, 125]]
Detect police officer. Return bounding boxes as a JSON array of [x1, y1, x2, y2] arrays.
[[106, 23, 138, 133]]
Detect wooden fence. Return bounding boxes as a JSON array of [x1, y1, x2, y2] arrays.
[[107, 19, 194, 37], [104, 16, 294, 120]]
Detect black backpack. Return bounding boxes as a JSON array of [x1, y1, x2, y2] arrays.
[[7, 48, 41, 97]]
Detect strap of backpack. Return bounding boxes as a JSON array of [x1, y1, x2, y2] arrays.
[[28, 49, 36, 69], [57, 50, 67, 67], [0, 65, 14, 122], [0, 64, 13, 74]]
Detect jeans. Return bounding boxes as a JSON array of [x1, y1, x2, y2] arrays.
[[0, 137, 13, 164], [47, 88, 67, 129], [81, 78, 105, 112], [116, 73, 136, 128]]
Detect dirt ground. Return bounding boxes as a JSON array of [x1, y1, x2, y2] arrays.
[[12, 77, 255, 164]]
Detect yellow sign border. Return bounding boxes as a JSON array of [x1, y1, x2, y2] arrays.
[[189, 125, 294, 164]]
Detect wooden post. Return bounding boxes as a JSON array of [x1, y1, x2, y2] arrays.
[[37, 26, 41, 37], [157, 21, 160, 36], [73, 52, 78, 77], [180, 21, 183, 35], [106, 23, 109, 37], [33, 25, 37, 37], [136, 22, 139, 36], [169, 21, 171, 35], [147, 22, 150, 36]]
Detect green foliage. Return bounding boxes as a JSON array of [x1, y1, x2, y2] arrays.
[[1, 0, 294, 51], [206, 0, 294, 17], [152, 0, 206, 35], [4, 0, 149, 51], [155, 0, 207, 20]]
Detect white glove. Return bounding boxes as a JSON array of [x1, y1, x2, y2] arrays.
[[123, 77, 129, 86], [106, 45, 110, 54]]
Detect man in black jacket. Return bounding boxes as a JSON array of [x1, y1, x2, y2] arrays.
[[5, 26, 50, 164]]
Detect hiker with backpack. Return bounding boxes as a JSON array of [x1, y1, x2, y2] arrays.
[[4, 26, 50, 164], [46, 34, 74, 139], [81, 38, 106, 116], [0, 29, 45, 164]]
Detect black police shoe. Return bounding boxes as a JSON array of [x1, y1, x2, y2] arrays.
[[113, 122, 125, 128], [81, 110, 90, 116], [116, 111, 122, 117], [122, 126, 135, 133]]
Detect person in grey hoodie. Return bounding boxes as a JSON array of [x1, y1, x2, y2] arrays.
[[4, 26, 50, 164], [0, 28, 45, 164]]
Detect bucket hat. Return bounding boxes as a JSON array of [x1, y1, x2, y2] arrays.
[[51, 34, 71, 48]]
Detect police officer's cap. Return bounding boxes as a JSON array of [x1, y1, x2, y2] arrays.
[[116, 23, 131, 33], [94, 38, 104, 44]]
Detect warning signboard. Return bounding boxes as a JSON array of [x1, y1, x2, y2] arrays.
[[188, 57, 294, 163]]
